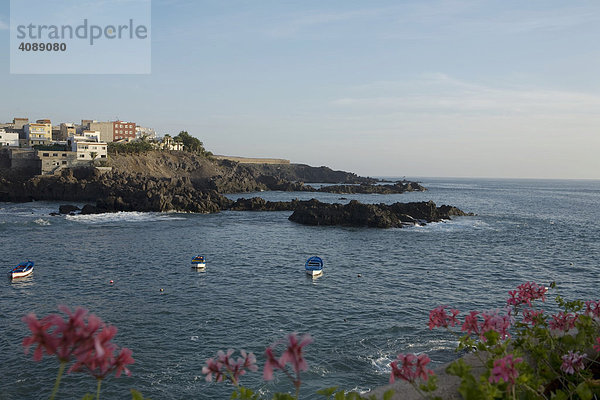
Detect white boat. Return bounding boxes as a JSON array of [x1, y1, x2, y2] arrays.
[[305, 256, 323, 277], [191, 255, 206, 269], [9, 261, 34, 279]]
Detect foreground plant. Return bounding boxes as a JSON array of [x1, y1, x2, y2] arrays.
[[22, 306, 134, 400], [410, 282, 600, 399]]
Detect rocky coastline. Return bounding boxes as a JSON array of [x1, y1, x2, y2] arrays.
[[0, 154, 471, 228]]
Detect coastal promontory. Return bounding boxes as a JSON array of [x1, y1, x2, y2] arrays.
[[0, 150, 471, 227]]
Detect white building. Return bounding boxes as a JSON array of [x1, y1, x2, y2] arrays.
[[136, 126, 157, 139], [161, 135, 184, 151], [67, 131, 107, 160], [0, 129, 19, 147]]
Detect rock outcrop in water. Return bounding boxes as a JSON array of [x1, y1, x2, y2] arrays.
[[224, 198, 471, 228], [288, 199, 470, 228], [228, 197, 298, 211], [316, 181, 426, 194]]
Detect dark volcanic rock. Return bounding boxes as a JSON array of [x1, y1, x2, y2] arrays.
[[81, 204, 100, 215], [59, 204, 80, 214], [228, 197, 298, 211], [317, 181, 426, 194], [255, 175, 312, 192], [288, 199, 471, 228], [1, 167, 233, 214]]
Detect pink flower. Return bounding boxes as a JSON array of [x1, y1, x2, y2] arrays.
[[594, 337, 600, 353], [263, 333, 312, 383], [585, 301, 600, 319], [461, 311, 481, 335], [69, 322, 133, 380], [428, 306, 460, 330], [521, 308, 544, 326], [22, 306, 134, 380], [71, 344, 133, 379], [113, 348, 134, 378], [22, 313, 59, 361], [507, 282, 547, 307], [561, 351, 586, 375], [389, 353, 433, 384], [264, 346, 285, 381], [202, 349, 257, 385], [202, 356, 225, 383], [480, 311, 511, 341], [489, 354, 522, 386], [549, 312, 578, 331]]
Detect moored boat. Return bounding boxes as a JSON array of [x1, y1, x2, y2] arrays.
[[9, 261, 34, 279], [305, 256, 323, 277], [191, 255, 206, 269]]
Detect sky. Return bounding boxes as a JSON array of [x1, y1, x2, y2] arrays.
[[1, 0, 599, 179]]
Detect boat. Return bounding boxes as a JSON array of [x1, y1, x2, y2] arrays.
[[9, 261, 34, 279], [191, 255, 206, 269], [305, 256, 323, 277]]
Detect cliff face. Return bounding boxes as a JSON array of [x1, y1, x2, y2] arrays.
[[0, 152, 437, 216], [105, 152, 377, 193], [0, 167, 231, 213]]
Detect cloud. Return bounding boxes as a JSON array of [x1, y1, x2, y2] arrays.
[[331, 74, 600, 118], [0, 18, 8, 30]]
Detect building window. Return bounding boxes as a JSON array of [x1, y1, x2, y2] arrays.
[[79, 154, 85, 158], [62, 154, 67, 157], [62, 161, 67, 165], [43, 153, 49, 157], [53, 153, 58, 156]]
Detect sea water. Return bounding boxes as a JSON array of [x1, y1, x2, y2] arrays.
[[1, 178, 599, 399]]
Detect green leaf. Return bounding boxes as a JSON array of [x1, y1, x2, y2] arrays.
[[576, 382, 593, 400], [231, 387, 260, 400], [81, 394, 94, 400], [317, 387, 339, 398], [130, 389, 150, 400], [550, 389, 568, 400], [419, 375, 438, 393], [446, 358, 471, 378], [334, 391, 346, 400], [382, 389, 395, 400]]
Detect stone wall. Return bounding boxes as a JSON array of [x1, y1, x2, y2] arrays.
[[213, 155, 290, 164]]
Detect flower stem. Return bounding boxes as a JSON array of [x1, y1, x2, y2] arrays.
[[96, 378, 102, 400], [49, 361, 66, 400]]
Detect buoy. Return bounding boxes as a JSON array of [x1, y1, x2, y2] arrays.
[[160, 288, 164, 292], [357, 274, 362, 278], [109, 280, 114, 284]]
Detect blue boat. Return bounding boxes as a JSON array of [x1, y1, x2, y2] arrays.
[[191, 255, 206, 269], [9, 261, 34, 279], [305, 256, 323, 277]]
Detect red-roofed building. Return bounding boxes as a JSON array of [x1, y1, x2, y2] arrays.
[[113, 121, 136, 141]]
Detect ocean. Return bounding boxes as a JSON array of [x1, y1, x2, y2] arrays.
[[1, 178, 599, 399]]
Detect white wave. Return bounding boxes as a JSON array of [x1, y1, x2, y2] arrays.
[[404, 217, 490, 233], [33, 218, 51, 226], [348, 386, 371, 395], [66, 211, 186, 224], [370, 354, 394, 374], [405, 338, 458, 352]]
